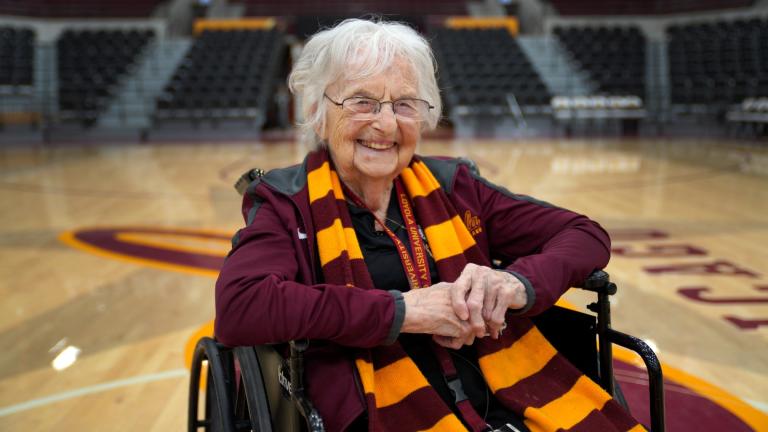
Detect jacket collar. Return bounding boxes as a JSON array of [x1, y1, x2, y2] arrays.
[[258, 153, 465, 196]]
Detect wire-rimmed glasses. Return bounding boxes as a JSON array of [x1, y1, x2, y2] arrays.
[[324, 93, 434, 121]]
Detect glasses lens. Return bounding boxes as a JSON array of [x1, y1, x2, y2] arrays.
[[393, 99, 427, 119], [343, 97, 378, 114]]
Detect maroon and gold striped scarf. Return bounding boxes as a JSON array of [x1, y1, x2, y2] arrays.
[[306, 149, 644, 432]]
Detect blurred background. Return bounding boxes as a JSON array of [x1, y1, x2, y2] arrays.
[[1, 0, 767, 142], [1, 1, 768, 431]]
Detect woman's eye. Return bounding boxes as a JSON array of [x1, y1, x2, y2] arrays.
[[395, 101, 418, 114]]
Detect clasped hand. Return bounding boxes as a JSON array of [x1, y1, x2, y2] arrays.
[[401, 263, 527, 349]]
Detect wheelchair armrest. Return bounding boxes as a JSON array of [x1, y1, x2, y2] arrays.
[[572, 270, 666, 431], [573, 270, 617, 296], [251, 341, 323, 432], [605, 329, 666, 432], [287, 340, 325, 431]]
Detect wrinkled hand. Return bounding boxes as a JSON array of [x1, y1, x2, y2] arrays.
[[450, 263, 527, 340], [401, 282, 473, 346]]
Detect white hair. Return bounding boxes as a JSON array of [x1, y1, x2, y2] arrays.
[[288, 18, 442, 144]]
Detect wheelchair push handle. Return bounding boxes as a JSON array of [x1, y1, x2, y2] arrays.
[[234, 168, 266, 196]]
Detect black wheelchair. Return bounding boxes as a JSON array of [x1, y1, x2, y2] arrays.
[[189, 168, 665, 432]]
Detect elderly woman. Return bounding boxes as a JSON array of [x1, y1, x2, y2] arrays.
[[216, 19, 641, 432]]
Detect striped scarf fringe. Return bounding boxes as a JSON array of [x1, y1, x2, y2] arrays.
[[306, 150, 644, 432]]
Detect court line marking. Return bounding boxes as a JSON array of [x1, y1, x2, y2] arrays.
[[612, 346, 768, 429], [746, 399, 768, 414], [0, 368, 188, 417]]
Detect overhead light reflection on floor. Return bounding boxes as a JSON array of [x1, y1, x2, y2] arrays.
[[551, 156, 641, 174], [52, 346, 82, 371]]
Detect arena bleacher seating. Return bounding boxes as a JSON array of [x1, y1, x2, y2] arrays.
[[667, 17, 768, 107], [0, 0, 164, 17], [727, 97, 768, 121], [549, 0, 754, 15], [432, 27, 551, 116], [57, 29, 154, 125], [240, 0, 465, 17], [554, 26, 646, 99], [0, 0, 761, 136], [153, 28, 284, 124], [240, 0, 466, 38], [0, 27, 34, 92]]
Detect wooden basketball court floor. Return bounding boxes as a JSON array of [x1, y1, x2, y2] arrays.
[[0, 136, 767, 431]]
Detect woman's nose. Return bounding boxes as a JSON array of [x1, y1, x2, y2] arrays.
[[372, 102, 397, 131]]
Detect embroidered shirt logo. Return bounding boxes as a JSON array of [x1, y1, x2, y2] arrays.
[[463, 210, 483, 236]]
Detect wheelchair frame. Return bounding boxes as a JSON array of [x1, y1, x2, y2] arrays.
[[191, 166, 665, 431], [189, 270, 665, 432]]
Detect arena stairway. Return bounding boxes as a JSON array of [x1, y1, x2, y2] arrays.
[[517, 36, 595, 97], [97, 37, 192, 130], [646, 39, 670, 123]]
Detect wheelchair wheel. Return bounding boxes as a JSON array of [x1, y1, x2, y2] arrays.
[[189, 337, 276, 432], [233, 347, 274, 431], [189, 337, 238, 432]]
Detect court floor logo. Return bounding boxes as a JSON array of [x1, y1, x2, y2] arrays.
[[60, 226, 768, 431], [59, 226, 230, 277]]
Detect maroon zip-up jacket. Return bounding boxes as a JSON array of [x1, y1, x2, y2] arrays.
[[215, 155, 611, 432]]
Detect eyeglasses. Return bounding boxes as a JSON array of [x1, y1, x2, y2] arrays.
[[324, 93, 434, 121]]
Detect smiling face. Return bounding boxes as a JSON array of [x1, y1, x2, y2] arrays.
[[321, 60, 423, 193]]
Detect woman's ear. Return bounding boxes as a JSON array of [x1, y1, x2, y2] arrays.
[[308, 102, 326, 140], [314, 123, 326, 141]]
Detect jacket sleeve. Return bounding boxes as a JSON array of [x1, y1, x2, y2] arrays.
[[214, 186, 401, 348], [454, 165, 611, 317]]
